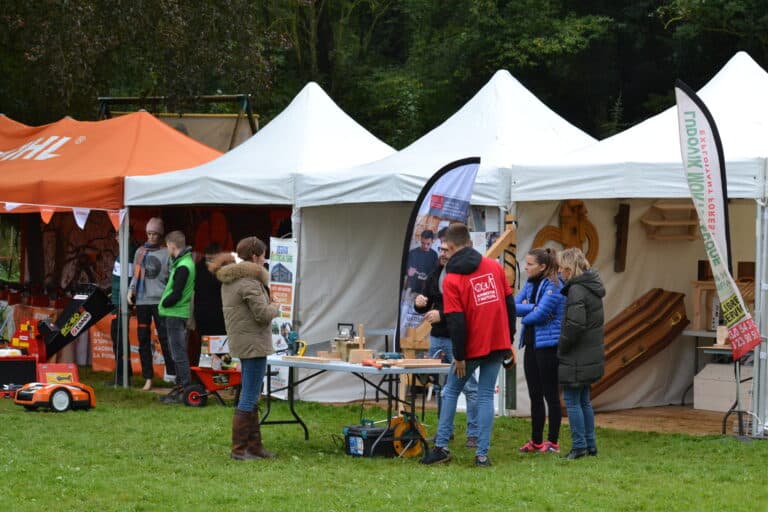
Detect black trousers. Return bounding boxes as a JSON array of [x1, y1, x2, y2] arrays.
[[523, 345, 561, 444], [136, 304, 174, 379]]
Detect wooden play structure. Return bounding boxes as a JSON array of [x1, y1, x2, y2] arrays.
[[592, 288, 689, 399]]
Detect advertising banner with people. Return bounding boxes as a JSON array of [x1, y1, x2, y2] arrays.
[[396, 157, 480, 347], [675, 81, 761, 360], [268, 237, 297, 396]]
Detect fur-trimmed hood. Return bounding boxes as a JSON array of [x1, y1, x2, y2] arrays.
[[216, 261, 269, 286]]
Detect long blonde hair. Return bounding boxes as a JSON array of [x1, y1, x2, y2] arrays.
[[558, 247, 591, 279]]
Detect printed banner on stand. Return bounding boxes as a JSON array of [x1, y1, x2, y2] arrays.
[[675, 80, 760, 359], [396, 157, 480, 348], [268, 237, 298, 397]]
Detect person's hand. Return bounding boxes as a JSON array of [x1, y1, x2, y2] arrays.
[[407, 266, 417, 277], [503, 348, 516, 368], [453, 359, 466, 378], [414, 294, 428, 308], [424, 309, 440, 324], [126, 290, 134, 306]]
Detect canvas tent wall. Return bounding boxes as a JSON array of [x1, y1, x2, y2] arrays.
[[508, 52, 768, 418], [291, 70, 596, 402]]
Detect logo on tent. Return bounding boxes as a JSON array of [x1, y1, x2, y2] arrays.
[[0, 136, 72, 161]]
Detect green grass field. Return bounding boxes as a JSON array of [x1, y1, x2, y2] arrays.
[[1, 370, 767, 512]]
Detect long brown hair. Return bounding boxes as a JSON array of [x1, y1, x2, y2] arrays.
[[528, 247, 559, 284]]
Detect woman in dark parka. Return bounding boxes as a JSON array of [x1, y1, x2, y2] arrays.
[[557, 248, 605, 460]]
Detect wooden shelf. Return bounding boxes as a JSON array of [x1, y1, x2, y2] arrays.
[[640, 200, 699, 241]]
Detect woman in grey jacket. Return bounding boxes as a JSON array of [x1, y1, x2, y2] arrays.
[[210, 237, 279, 461], [557, 248, 605, 460]]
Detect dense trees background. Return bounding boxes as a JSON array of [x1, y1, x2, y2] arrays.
[[1, 0, 766, 148]]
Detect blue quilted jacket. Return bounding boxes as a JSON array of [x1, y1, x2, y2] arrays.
[[515, 276, 565, 349]]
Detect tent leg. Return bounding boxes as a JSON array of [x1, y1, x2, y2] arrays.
[[120, 207, 131, 388], [752, 200, 768, 435]]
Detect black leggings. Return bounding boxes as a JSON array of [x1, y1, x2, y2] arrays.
[[523, 346, 561, 444]]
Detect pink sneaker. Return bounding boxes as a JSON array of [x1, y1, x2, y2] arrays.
[[540, 441, 560, 453], [518, 440, 543, 453]]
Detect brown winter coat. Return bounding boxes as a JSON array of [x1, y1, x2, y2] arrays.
[[215, 258, 279, 359]]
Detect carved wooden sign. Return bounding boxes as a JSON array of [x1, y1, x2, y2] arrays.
[[532, 200, 599, 263]]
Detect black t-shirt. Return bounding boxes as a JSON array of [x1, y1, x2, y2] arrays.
[[407, 247, 438, 294]]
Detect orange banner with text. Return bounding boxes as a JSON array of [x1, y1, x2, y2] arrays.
[[89, 315, 167, 378]]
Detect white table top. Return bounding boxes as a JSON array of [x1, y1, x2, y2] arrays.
[[267, 354, 450, 375]]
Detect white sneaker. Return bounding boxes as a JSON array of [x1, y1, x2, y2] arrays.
[[163, 373, 176, 383]]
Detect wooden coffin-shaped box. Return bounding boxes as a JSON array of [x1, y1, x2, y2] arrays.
[[591, 288, 689, 399]]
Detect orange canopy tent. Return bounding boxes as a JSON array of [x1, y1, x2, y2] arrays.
[[0, 112, 222, 216], [0, 114, 30, 133]]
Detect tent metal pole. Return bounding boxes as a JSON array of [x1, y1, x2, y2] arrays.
[[291, 206, 302, 334], [120, 207, 130, 388], [753, 198, 768, 435], [499, 204, 512, 416]]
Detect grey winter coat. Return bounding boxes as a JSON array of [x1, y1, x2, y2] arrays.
[[216, 261, 279, 359], [557, 269, 606, 387]]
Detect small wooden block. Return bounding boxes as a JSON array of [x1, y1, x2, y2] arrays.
[[348, 349, 374, 363]]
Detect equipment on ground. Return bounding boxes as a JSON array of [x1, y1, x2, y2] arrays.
[[14, 381, 96, 412], [185, 366, 242, 407]]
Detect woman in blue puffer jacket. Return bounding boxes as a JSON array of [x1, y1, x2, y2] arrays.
[[515, 247, 566, 453]]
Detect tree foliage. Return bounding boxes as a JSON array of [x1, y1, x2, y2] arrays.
[[1, 1, 767, 145]]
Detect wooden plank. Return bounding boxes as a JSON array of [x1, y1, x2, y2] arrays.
[[280, 355, 333, 363], [614, 203, 630, 273]]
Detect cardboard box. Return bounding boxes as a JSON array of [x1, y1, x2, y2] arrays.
[[202, 335, 229, 354], [693, 363, 752, 412]]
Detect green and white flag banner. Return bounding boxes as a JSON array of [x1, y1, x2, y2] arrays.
[[675, 80, 760, 360]]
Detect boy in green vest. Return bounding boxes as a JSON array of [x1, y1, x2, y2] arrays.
[[158, 230, 196, 404]]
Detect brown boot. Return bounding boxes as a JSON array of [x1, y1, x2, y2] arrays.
[[247, 409, 276, 459], [231, 409, 259, 460]]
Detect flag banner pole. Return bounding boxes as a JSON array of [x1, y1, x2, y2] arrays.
[[395, 157, 480, 349], [675, 80, 760, 361]]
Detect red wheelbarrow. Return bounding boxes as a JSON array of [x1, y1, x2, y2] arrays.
[[184, 366, 241, 407]]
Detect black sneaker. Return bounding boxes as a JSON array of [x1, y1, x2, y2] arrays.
[[564, 448, 588, 460], [159, 386, 184, 404], [475, 455, 492, 467], [587, 447, 598, 457], [421, 446, 451, 465]]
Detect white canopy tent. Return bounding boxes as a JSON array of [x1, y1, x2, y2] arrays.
[[295, 69, 596, 208], [292, 70, 596, 403], [124, 82, 395, 206], [509, 52, 768, 428], [123, 83, 397, 402], [509, 51, 767, 201]]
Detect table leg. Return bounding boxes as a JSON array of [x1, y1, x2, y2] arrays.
[[260, 366, 310, 440]]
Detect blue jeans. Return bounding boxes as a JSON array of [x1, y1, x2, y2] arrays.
[[237, 357, 267, 412], [430, 336, 479, 438], [563, 385, 596, 450], [435, 352, 502, 457], [164, 316, 190, 387]]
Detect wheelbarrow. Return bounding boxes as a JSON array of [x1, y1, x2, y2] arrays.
[[184, 366, 241, 407]]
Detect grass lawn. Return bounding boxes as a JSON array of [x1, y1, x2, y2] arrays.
[[1, 368, 767, 512]]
